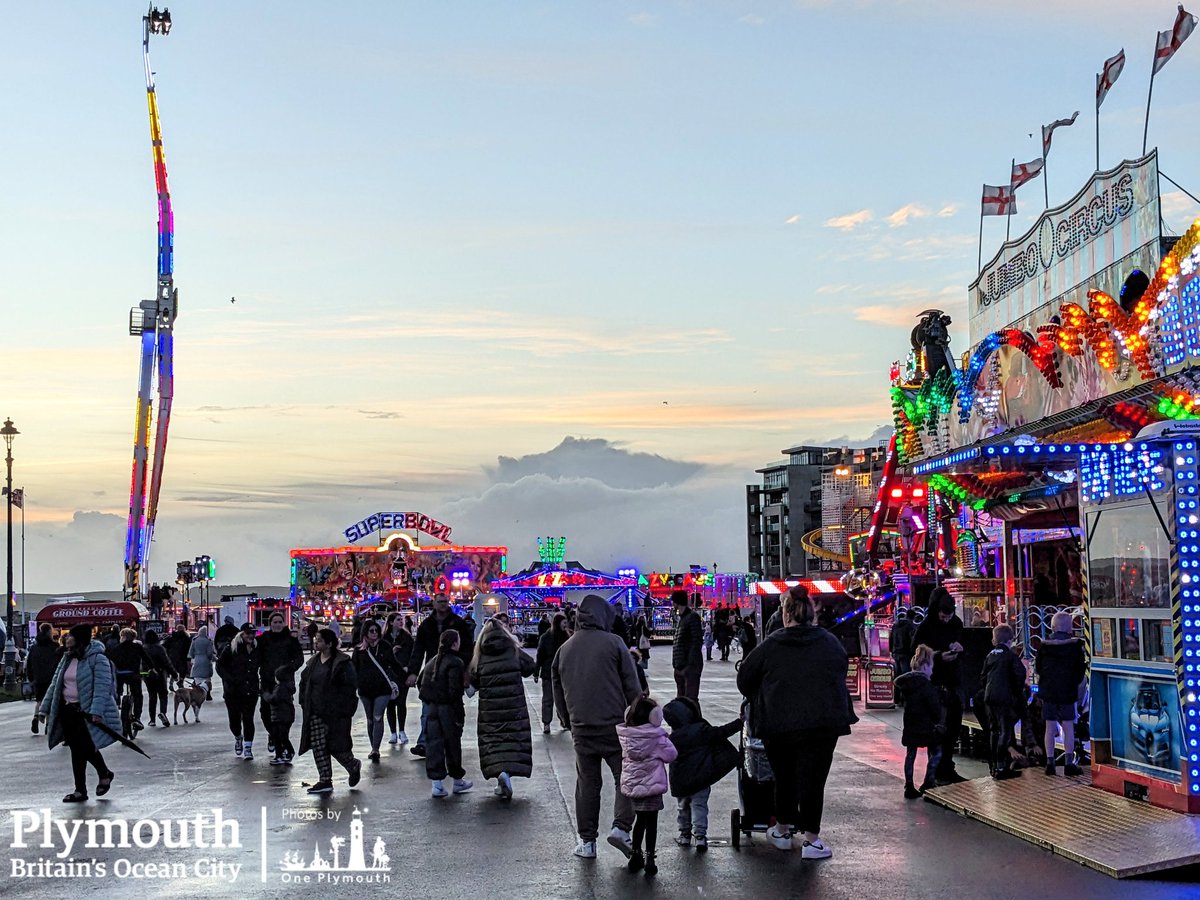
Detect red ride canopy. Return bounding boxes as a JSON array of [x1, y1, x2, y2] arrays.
[[36, 601, 149, 626]]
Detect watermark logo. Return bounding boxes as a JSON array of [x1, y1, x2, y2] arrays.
[[278, 807, 390, 884]]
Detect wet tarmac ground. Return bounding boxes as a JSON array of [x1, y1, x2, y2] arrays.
[[1, 650, 1198, 899]]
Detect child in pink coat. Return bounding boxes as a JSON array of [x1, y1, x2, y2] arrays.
[[617, 696, 678, 877]]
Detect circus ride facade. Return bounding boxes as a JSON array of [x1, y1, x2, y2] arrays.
[[289, 512, 507, 629], [876, 151, 1200, 817]]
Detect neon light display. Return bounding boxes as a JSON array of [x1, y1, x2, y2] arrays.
[[124, 7, 178, 600], [1170, 439, 1200, 794]]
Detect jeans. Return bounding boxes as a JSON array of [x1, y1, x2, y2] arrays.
[[425, 702, 465, 781], [61, 702, 109, 795], [903, 745, 943, 787], [417, 701, 429, 746], [673, 666, 701, 701], [361, 694, 390, 752], [224, 695, 256, 741], [762, 733, 838, 835], [571, 728, 634, 842], [540, 677, 555, 727], [676, 785, 711, 837]]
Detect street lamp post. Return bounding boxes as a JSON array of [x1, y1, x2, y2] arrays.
[[2, 418, 18, 689]]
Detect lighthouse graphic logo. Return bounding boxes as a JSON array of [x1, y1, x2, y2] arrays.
[[279, 807, 391, 872]]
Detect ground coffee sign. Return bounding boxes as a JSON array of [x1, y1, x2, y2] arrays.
[[343, 513, 452, 543]]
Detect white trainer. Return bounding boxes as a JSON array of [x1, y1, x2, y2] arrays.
[[767, 825, 793, 851], [802, 838, 832, 859], [573, 840, 597, 859]]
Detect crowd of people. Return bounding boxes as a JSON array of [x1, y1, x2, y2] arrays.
[[28, 581, 1090, 878]]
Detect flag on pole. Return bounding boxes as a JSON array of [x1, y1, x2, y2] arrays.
[[7, 488, 21, 510], [1154, 5, 1197, 74], [982, 184, 1017, 217], [1042, 112, 1079, 157], [1011, 158, 1044, 191], [1096, 50, 1126, 108]]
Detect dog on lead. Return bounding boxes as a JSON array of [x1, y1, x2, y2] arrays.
[[173, 679, 208, 724]]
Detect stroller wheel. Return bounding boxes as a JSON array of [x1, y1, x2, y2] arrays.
[[731, 810, 740, 849]]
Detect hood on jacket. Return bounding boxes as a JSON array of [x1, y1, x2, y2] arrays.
[[577, 595, 614, 632], [894, 670, 931, 688], [617, 720, 667, 748], [1041, 632, 1079, 646], [479, 626, 517, 655], [663, 696, 702, 730]]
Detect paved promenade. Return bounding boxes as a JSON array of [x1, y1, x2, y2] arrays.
[[1, 652, 1196, 898]]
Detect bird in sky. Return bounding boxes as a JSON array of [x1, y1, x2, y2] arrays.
[[230, 296, 236, 304]]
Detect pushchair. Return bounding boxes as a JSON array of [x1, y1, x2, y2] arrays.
[[730, 700, 775, 848]]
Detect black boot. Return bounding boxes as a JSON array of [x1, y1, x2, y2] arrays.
[[644, 853, 658, 877], [31, 716, 39, 735], [627, 850, 644, 873]]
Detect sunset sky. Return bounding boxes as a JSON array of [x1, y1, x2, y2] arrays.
[[3, 1, 1199, 592]]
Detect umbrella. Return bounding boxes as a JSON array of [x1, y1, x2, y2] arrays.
[[90, 719, 152, 759]]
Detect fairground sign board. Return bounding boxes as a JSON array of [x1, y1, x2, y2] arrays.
[[969, 152, 1161, 344], [343, 513, 452, 544]]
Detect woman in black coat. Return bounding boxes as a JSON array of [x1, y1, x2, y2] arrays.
[[382, 612, 415, 746], [736, 585, 855, 859], [533, 613, 569, 734], [352, 621, 401, 761], [470, 615, 536, 799], [298, 628, 362, 795], [26, 623, 62, 736], [216, 630, 260, 759]]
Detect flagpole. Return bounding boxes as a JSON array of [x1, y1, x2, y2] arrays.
[[1044, 161, 1050, 209], [1006, 158, 1014, 242], [19, 489, 23, 624], [1143, 68, 1156, 156], [977, 198, 984, 274]]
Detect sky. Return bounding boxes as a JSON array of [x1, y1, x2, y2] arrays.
[[3, 0, 1200, 592]]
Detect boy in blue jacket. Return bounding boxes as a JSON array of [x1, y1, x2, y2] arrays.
[[662, 697, 741, 851]]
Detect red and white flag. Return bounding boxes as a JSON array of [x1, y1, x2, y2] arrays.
[[1154, 5, 1197, 75], [7, 488, 21, 510], [1096, 49, 1126, 108], [1010, 158, 1044, 191], [1041, 111, 1079, 157], [982, 184, 1017, 217]]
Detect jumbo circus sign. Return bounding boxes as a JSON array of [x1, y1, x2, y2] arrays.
[[343, 513, 452, 544], [969, 152, 1161, 344]]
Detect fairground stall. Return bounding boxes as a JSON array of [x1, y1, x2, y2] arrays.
[[36, 599, 151, 639], [881, 152, 1200, 815], [290, 511, 506, 631], [642, 570, 757, 638], [490, 538, 636, 645]]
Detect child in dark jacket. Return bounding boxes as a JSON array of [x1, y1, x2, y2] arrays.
[[262, 664, 296, 765], [980, 623, 1027, 780], [418, 629, 471, 798], [894, 644, 944, 798], [661, 697, 741, 851]]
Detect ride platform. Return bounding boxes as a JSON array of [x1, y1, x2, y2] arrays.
[[924, 771, 1200, 878]]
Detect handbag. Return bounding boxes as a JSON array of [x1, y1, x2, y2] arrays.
[[367, 648, 400, 700], [638, 634, 651, 651]]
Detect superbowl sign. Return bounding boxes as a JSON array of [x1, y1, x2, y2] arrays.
[[343, 513, 452, 544], [969, 152, 1161, 344]]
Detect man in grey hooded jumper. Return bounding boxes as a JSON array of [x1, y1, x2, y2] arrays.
[[553, 594, 644, 860]]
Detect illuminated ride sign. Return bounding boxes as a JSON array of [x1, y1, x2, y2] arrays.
[[491, 568, 636, 592], [344, 512, 452, 544]]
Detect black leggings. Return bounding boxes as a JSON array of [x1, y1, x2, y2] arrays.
[[145, 673, 169, 719], [632, 810, 658, 855], [225, 696, 256, 741], [386, 684, 411, 733], [762, 733, 838, 835], [61, 703, 110, 795]]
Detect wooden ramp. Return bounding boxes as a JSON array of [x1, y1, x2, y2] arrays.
[[924, 772, 1200, 878]]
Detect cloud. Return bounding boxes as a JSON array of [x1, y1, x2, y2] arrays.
[[816, 284, 853, 295], [852, 285, 966, 329], [784, 214, 800, 224], [358, 409, 403, 420], [628, 12, 657, 26], [805, 424, 894, 449], [738, 14, 766, 25], [823, 209, 873, 231], [938, 204, 959, 217], [487, 437, 703, 490], [886, 203, 931, 227]]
